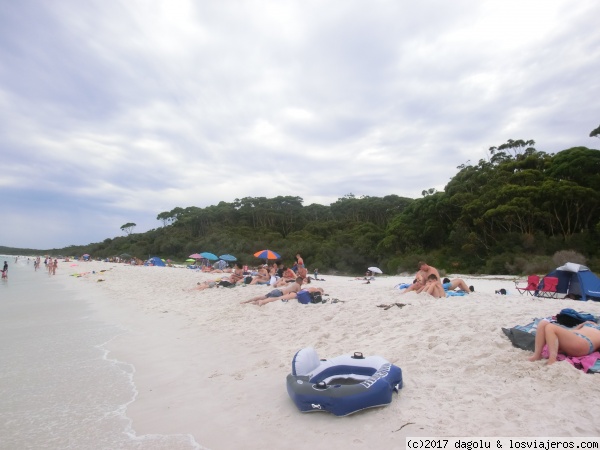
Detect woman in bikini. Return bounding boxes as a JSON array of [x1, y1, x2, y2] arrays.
[[528, 319, 600, 365]]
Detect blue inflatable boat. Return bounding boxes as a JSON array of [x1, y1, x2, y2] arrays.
[[286, 347, 403, 416]]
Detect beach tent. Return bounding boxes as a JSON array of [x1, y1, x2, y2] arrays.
[[145, 256, 166, 267], [542, 262, 600, 301]]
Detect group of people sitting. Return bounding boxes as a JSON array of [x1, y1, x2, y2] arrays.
[[400, 261, 473, 298], [191, 254, 312, 291]]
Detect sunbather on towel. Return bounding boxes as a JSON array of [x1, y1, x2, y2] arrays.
[[240, 277, 303, 304], [253, 287, 325, 306], [442, 277, 474, 293], [528, 319, 600, 365]]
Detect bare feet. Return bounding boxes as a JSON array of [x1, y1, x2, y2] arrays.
[[528, 354, 542, 362]]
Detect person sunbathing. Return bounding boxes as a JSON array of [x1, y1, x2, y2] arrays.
[[240, 277, 303, 304], [442, 277, 474, 293], [253, 287, 324, 306], [226, 263, 245, 285], [249, 266, 270, 285], [421, 274, 446, 298], [272, 266, 297, 287], [400, 274, 425, 294], [528, 319, 600, 365], [401, 261, 442, 294], [188, 280, 218, 291]]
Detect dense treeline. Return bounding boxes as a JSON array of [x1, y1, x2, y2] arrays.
[[8, 141, 600, 275]]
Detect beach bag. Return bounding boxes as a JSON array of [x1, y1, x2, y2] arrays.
[[297, 291, 312, 304], [555, 309, 596, 327]]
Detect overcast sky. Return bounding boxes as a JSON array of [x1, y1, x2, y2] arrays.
[[1, 0, 599, 249]]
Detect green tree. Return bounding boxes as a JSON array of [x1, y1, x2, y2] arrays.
[[120, 223, 136, 235]]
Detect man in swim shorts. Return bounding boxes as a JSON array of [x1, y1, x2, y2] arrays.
[[253, 287, 325, 306], [240, 277, 303, 304], [442, 277, 474, 294]]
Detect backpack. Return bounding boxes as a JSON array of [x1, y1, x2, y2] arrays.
[[309, 292, 323, 304], [555, 308, 596, 327]]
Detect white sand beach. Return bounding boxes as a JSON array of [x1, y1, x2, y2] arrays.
[[50, 261, 600, 448]]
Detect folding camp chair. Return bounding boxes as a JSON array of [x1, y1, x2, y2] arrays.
[[515, 275, 540, 296], [536, 276, 559, 298]]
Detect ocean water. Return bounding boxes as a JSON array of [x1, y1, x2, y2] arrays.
[[0, 258, 203, 450]]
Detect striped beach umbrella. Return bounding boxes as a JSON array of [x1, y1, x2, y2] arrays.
[[254, 249, 281, 260]]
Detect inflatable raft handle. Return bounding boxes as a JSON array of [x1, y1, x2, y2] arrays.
[[351, 352, 365, 359], [315, 381, 328, 390]]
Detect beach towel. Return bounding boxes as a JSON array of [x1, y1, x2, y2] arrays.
[[446, 291, 467, 297], [540, 346, 600, 373], [502, 319, 543, 352]]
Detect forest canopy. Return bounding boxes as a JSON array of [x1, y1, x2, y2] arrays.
[[13, 141, 600, 275]]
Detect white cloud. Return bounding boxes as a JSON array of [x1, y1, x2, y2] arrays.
[[0, 0, 599, 248]]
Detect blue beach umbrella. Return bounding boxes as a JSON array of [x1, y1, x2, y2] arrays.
[[219, 254, 237, 262], [200, 252, 218, 261]]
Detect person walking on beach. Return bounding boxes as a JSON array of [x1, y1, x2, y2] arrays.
[[2, 261, 7, 279], [240, 277, 303, 304], [52, 259, 58, 275]]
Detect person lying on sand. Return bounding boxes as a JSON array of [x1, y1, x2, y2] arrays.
[[188, 280, 218, 291], [528, 319, 600, 365], [442, 277, 474, 293], [252, 287, 325, 306], [240, 277, 303, 304]]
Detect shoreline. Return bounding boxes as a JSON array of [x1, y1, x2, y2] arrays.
[[44, 261, 600, 446]]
